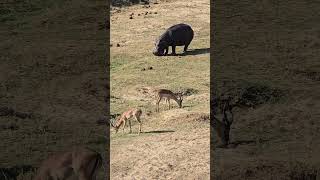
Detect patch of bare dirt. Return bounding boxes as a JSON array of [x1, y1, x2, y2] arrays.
[[111, 125, 209, 180]]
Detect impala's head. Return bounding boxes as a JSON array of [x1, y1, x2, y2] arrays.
[[110, 118, 120, 133], [153, 38, 168, 56]]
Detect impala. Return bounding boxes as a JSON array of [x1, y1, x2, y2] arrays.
[[111, 108, 142, 134], [155, 89, 183, 112], [34, 147, 102, 180]]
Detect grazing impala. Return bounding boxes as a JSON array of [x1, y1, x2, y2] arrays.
[[211, 98, 234, 148], [111, 108, 142, 134], [34, 147, 102, 180], [155, 89, 183, 112]]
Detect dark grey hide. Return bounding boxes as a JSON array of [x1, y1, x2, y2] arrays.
[[153, 23, 194, 56]]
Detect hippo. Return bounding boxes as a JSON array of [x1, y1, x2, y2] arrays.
[[153, 23, 194, 56]]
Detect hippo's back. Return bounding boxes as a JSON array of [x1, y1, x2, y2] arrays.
[[165, 23, 194, 46], [168, 23, 192, 31]]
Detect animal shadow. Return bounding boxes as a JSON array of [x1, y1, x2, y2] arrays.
[[164, 48, 210, 56], [228, 139, 269, 148], [180, 47, 210, 56], [143, 130, 175, 134]]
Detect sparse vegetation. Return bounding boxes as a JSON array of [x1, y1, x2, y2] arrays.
[[110, 0, 210, 178], [289, 162, 318, 180], [0, 0, 107, 179], [213, 0, 320, 179]]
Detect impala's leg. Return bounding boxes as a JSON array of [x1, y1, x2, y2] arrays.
[[165, 99, 168, 109], [135, 115, 142, 134], [224, 126, 231, 145], [122, 120, 126, 134], [156, 97, 162, 112], [128, 119, 132, 134], [165, 99, 168, 110], [168, 99, 171, 109]]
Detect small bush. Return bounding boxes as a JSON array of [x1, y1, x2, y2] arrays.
[[289, 162, 318, 180], [237, 84, 284, 107]]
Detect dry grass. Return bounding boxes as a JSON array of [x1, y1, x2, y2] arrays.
[[212, 0, 320, 179], [0, 0, 107, 179], [110, 0, 210, 179]]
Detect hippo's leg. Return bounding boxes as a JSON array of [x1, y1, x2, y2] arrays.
[[164, 47, 168, 55], [183, 43, 190, 53], [171, 46, 176, 55]]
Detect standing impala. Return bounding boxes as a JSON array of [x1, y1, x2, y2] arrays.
[[34, 147, 102, 180], [155, 89, 183, 112], [111, 108, 142, 134]]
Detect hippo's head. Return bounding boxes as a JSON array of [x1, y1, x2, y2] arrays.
[[153, 39, 168, 56]]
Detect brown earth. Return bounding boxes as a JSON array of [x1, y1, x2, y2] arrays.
[[212, 0, 320, 179], [0, 0, 107, 179], [110, 0, 210, 179]]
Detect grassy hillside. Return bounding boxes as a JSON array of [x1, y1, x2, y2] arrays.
[[0, 0, 107, 179], [110, 0, 210, 179], [212, 0, 320, 179]]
